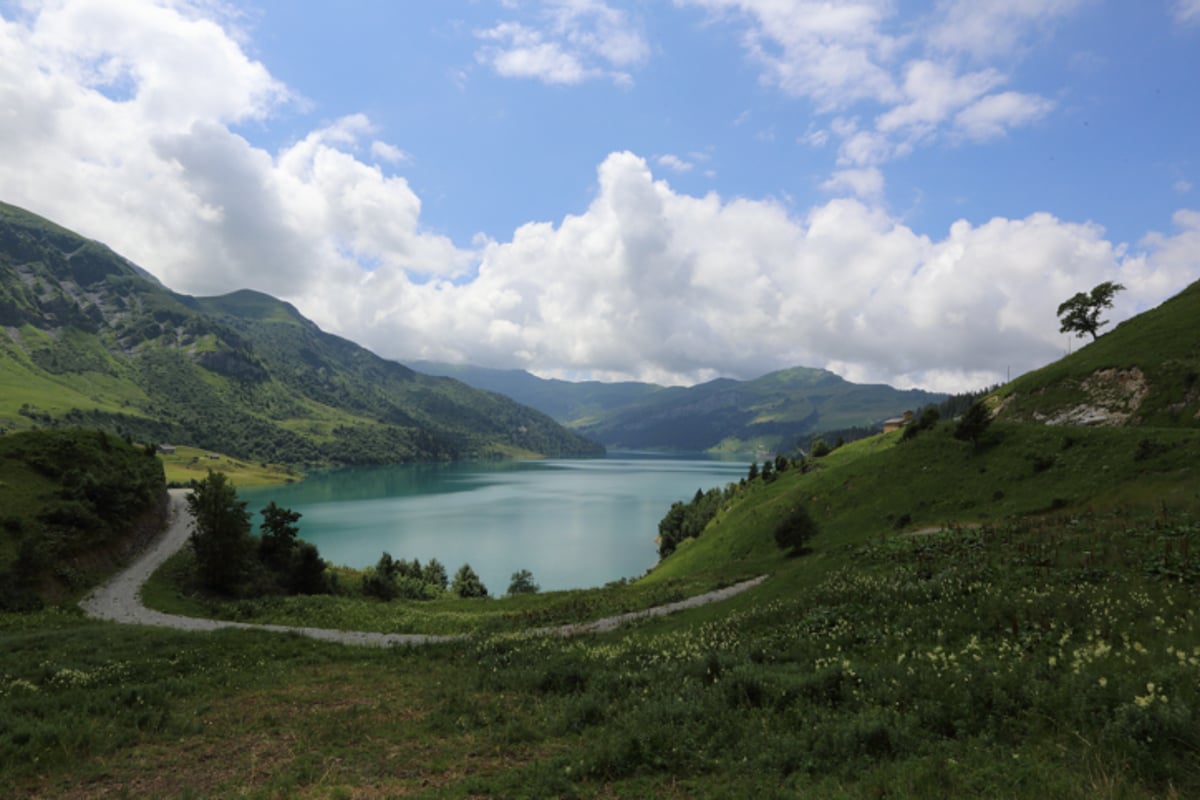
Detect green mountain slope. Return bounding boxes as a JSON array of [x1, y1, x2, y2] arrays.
[[410, 360, 664, 424], [652, 280, 1200, 582], [576, 367, 945, 452], [414, 362, 946, 453], [0, 201, 602, 463], [0, 429, 167, 609], [994, 279, 1200, 427]]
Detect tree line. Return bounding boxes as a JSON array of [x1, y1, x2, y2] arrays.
[[657, 454, 812, 559]]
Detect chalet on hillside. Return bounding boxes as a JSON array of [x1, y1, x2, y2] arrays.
[[156, 444, 176, 455], [882, 410, 914, 434]]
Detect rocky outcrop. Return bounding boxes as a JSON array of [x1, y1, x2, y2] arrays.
[[1033, 367, 1149, 426]]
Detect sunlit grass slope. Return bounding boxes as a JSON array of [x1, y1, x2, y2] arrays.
[[647, 421, 1200, 586], [998, 278, 1200, 425], [157, 445, 301, 488]]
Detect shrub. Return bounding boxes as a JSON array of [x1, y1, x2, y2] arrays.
[[954, 400, 993, 448], [774, 505, 819, 555]]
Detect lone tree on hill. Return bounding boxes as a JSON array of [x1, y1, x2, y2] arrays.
[[1057, 281, 1125, 341], [774, 505, 819, 556]]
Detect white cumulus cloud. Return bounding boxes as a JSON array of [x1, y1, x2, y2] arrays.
[[0, 1, 1195, 396], [323, 153, 1195, 392]]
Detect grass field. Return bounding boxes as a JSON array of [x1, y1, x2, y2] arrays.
[[4, 506, 1198, 798], [4, 417, 1199, 797], [157, 445, 301, 488]]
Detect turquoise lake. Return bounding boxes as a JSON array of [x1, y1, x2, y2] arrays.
[[240, 454, 751, 593]]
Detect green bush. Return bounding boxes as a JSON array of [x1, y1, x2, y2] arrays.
[[774, 505, 819, 555]]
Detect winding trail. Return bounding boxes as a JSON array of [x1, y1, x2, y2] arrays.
[[80, 489, 767, 647]]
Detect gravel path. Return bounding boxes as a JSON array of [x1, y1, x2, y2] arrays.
[[80, 489, 767, 647]]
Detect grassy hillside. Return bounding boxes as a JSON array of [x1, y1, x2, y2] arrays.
[[0, 201, 602, 463], [649, 422, 1200, 585], [996, 279, 1200, 427], [0, 429, 166, 609], [4, 417, 1198, 797], [157, 444, 299, 488]]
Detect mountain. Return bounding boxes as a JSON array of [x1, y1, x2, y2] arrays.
[[994, 279, 1200, 427], [409, 361, 663, 424], [415, 360, 946, 453], [0, 201, 603, 463]]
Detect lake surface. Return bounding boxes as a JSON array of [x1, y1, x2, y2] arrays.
[[240, 454, 751, 593]]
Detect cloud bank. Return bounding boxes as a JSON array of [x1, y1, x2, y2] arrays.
[[0, 1, 1196, 394], [676, 0, 1068, 169]]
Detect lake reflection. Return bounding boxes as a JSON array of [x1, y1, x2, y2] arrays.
[[240, 454, 750, 592]]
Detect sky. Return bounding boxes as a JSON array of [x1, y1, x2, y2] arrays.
[[1, 0, 1198, 393]]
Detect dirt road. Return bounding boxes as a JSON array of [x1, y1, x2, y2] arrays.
[[80, 489, 766, 647]]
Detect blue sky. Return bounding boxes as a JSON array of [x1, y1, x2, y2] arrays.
[[1, 1, 1198, 391]]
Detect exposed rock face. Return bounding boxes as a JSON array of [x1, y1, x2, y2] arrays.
[[1035, 367, 1149, 426]]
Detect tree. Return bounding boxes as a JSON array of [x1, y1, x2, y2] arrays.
[[186, 470, 254, 594], [954, 400, 993, 449], [423, 558, 448, 590], [506, 568, 540, 595], [452, 563, 488, 598], [258, 501, 329, 594], [657, 500, 689, 558], [774, 506, 818, 556], [258, 501, 301, 574], [289, 541, 329, 595], [1057, 281, 1126, 341]]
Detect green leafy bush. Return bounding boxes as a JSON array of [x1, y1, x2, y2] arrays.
[[774, 505, 819, 555]]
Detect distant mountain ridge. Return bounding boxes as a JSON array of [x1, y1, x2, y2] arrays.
[[0, 201, 602, 463], [409, 361, 664, 425], [413, 361, 947, 453]]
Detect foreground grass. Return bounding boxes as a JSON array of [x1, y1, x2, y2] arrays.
[[7, 421, 1199, 797], [5, 509, 1199, 798]]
